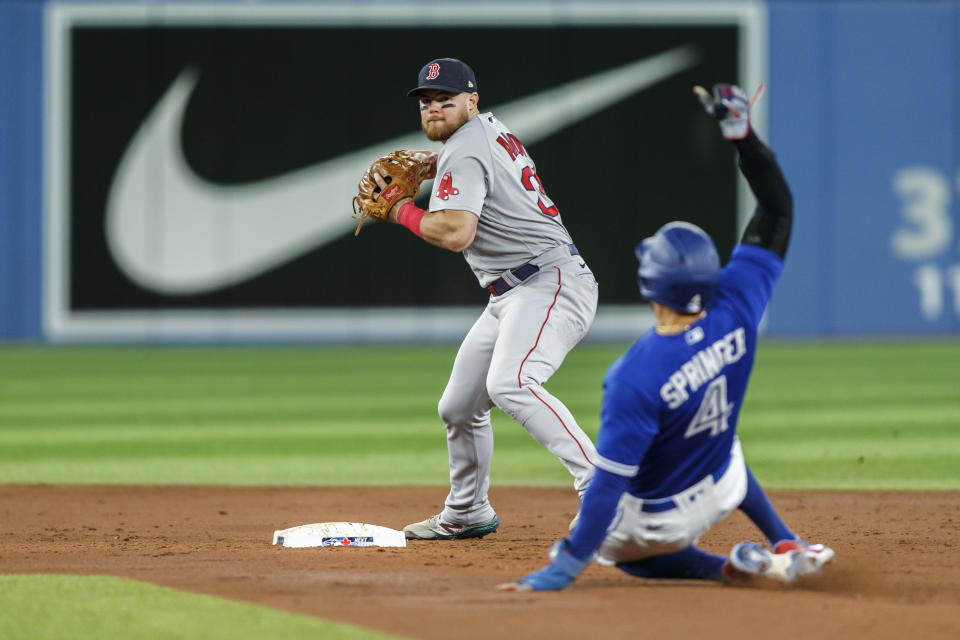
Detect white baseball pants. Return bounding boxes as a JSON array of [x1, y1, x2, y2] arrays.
[[595, 438, 749, 564], [438, 252, 599, 525]]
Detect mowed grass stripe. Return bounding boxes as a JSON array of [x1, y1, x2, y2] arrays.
[[739, 454, 960, 490], [0, 416, 540, 462], [0, 345, 455, 376], [0, 395, 433, 422], [744, 383, 958, 406], [5, 384, 953, 416], [742, 438, 960, 459], [742, 404, 960, 428], [0, 430, 445, 460], [0, 342, 958, 488], [0, 453, 451, 486], [0, 421, 439, 440]]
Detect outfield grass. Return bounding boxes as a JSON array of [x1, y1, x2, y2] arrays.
[[0, 575, 398, 640], [0, 341, 957, 489], [1, 341, 957, 639]]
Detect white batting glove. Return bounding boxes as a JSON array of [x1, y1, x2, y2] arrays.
[[693, 83, 761, 141]]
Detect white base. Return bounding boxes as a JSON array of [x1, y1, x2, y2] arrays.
[[272, 522, 407, 548]]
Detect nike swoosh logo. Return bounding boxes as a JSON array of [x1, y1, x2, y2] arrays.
[[105, 45, 700, 294]]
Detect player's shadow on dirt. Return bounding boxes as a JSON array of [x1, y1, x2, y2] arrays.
[[583, 568, 869, 595]]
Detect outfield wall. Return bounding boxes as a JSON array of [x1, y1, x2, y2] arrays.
[[0, 0, 957, 341], [769, 0, 960, 336]]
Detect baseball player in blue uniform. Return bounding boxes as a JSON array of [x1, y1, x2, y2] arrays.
[[500, 84, 835, 590]]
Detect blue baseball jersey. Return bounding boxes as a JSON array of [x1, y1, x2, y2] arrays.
[[593, 243, 783, 498]]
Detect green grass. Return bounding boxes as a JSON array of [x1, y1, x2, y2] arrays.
[[1, 341, 958, 639], [0, 575, 399, 640], [737, 341, 960, 489], [0, 341, 958, 489]]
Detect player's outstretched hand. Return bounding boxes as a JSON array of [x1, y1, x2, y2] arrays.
[[693, 83, 763, 141], [496, 539, 589, 592]]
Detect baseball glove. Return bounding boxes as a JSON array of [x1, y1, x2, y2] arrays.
[[352, 151, 434, 236]]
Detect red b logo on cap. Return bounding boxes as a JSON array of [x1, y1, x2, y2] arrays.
[[426, 63, 440, 80]]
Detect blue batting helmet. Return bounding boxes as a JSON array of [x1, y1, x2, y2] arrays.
[[635, 222, 720, 314]]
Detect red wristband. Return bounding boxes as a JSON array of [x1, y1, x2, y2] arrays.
[[396, 202, 425, 239]]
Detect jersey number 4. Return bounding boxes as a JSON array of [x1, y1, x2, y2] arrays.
[[684, 376, 735, 439], [520, 166, 559, 217]]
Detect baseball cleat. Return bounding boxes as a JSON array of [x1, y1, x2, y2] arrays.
[[773, 539, 836, 574], [403, 514, 499, 540], [729, 541, 810, 583]]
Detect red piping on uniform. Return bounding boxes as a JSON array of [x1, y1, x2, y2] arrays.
[[517, 267, 561, 388], [529, 387, 596, 467], [515, 268, 596, 467]]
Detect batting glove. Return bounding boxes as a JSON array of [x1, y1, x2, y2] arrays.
[[497, 539, 589, 592], [693, 83, 761, 141]]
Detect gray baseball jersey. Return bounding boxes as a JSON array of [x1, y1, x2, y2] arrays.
[[413, 111, 599, 531], [428, 112, 573, 286]]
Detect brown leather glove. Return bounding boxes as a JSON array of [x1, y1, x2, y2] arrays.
[[352, 151, 434, 236]]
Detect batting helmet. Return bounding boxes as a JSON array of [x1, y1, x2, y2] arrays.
[[635, 222, 720, 314]]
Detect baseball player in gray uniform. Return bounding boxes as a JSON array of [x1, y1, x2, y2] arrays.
[[374, 58, 599, 540]]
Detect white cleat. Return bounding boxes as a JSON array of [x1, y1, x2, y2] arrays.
[[773, 539, 835, 575], [729, 541, 810, 583]]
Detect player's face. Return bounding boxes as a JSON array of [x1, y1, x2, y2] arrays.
[[418, 90, 475, 142]]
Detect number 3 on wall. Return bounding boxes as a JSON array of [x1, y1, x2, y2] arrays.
[[891, 167, 954, 260], [891, 167, 960, 320]]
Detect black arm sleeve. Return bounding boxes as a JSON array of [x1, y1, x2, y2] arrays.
[[734, 131, 794, 259]]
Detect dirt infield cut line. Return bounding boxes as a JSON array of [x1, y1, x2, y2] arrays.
[[1, 486, 959, 640]]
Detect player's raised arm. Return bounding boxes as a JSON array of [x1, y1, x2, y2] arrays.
[[694, 84, 794, 259]]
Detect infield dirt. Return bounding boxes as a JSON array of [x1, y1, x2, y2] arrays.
[[1, 486, 958, 639]]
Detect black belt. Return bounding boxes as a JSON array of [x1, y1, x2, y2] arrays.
[[487, 244, 579, 296], [639, 455, 733, 513]]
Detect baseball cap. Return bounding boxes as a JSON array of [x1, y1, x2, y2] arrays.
[[407, 58, 478, 97]]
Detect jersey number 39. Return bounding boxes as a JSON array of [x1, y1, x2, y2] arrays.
[[684, 375, 735, 439]]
